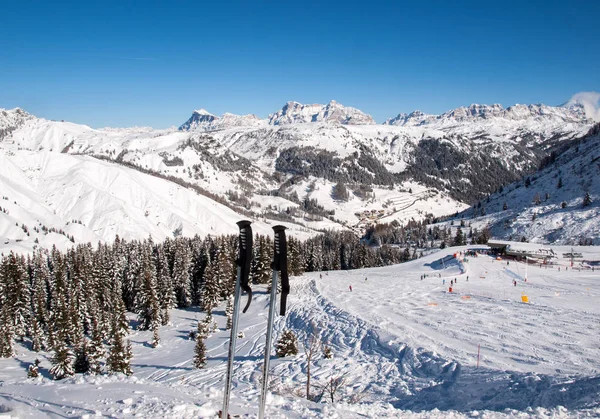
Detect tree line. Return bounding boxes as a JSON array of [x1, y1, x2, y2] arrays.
[[0, 230, 408, 379]]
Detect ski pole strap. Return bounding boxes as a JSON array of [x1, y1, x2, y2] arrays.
[[272, 225, 289, 316], [236, 220, 253, 313]]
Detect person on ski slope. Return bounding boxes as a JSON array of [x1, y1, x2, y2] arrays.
[[349, 285, 353, 292]]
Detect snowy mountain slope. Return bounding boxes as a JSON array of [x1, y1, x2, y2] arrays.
[[0, 150, 317, 254], [1, 244, 599, 418], [1, 97, 595, 249], [446, 124, 600, 244]]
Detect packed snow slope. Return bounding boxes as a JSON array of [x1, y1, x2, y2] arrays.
[[1, 244, 599, 418]]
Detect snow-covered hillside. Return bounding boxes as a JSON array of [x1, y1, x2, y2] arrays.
[[0, 150, 316, 254], [0, 97, 596, 252], [1, 244, 599, 418], [445, 124, 600, 245]]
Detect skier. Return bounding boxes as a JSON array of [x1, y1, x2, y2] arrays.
[[365, 277, 368, 281], [349, 285, 353, 292], [450, 280, 453, 286], [466, 276, 469, 282], [513, 280, 517, 287], [443, 279, 446, 285], [455, 278, 458, 283], [320, 273, 322, 279]]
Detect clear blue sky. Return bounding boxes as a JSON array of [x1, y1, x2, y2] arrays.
[[1, 0, 598, 128]]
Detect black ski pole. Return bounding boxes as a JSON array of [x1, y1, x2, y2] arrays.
[[259, 225, 288, 419], [222, 220, 253, 419]]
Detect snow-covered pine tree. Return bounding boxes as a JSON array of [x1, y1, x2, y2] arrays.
[[135, 248, 161, 333], [193, 316, 211, 369], [151, 326, 160, 348], [154, 245, 176, 325], [200, 258, 221, 313], [172, 238, 192, 307], [0, 306, 15, 357], [225, 295, 234, 330], [276, 329, 299, 358], [50, 338, 75, 380], [74, 339, 91, 374], [106, 317, 133, 376], [0, 252, 30, 341], [583, 192, 592, 207], [86, 318, 105, 375], [216, 238, 236, 299]]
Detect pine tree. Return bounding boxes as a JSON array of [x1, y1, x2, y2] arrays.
[[557, 177, 563, 189], [74, 340, 91, 374], [87, 319, 104, 375], [453, 228, 464, 246], [193, 317, 210, 369], [323, 344, 333, 359], [0, 306, 15, 357], [583, 192, 592, 207], [0, 253, 30, 341], [151, 326, 161, 348], [172, 238, 192, 307], [276, 329, 298, 358], [135, 249, 161, 332], [225, 295, 234, 330], [106, 320, 133, 376], [50, 339, 75, 380], [200, 259, 221, 313]]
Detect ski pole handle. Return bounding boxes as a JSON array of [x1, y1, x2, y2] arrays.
[[272, 225, 289, 316], [236, 220, 253, 313]]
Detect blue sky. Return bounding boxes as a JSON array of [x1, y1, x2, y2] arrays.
[[0, 0, 598, 128]]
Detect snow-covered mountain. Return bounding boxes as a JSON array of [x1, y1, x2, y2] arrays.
[[444, 123, 600, 244], [267, 100, 376, 126], [0, 96, 597, 252], [179, 109, 264, 131], [385, 103, 588, 128]]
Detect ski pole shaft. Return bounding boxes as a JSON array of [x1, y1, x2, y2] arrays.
[[222, 265, 242, 419], [259, 269, 279, 419]]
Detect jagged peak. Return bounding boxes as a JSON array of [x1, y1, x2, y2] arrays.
[[268, 100, 375, 125], [193, 108, 215, 116]]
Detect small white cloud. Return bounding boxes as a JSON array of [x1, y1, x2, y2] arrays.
[[569, 91, 600, 122]]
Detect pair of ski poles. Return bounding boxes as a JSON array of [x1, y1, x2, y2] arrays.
[[222, 221, 290, 419]]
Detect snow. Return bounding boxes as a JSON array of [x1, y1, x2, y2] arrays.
[[1, 244, 599, 417]]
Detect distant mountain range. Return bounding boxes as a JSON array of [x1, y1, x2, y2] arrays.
[[0, 97, 597, 252]]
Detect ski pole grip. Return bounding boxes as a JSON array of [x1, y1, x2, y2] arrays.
[[272, 225, 289, 316], [237, 220, 253, 313]]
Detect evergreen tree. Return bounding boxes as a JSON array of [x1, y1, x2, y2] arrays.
[[193, 317, 210, 369], [50, 339, 75, 380], [74, 340, 91, 374], [557, 177, 563, 189], [225, 295, 234, 330], [453, 228, 464, 246], [0, 306, 15, 357], [583, 192, 592, 207], [172, 238, 192, 307], [87, 319, 105, 375], [200, 258, 221, 313], [276, 329, 298, 357], [106, 319, 133, 376], [135, 249, 161, 332]]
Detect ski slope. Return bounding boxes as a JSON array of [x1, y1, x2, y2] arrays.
[[1, 245, 599, 418]]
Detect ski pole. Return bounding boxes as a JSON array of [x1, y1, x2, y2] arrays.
[[222, 220, 253, 419], [259, 225, 288, 419]]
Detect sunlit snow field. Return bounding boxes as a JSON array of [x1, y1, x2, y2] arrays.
[[1, 245, 599, 418]]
